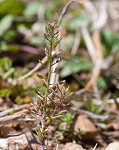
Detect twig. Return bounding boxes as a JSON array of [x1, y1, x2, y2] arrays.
[[71, 27, 81, 55], [83, 0, 108, 90], [85, 66, 100, 89], [92, 31, 103, 63], [3, 68, 15, 80], [20, 45, 42, 55], [83, 0, 97, 23], [0, 104, 31, 117], [17, 51, 57, 81], [57, 0, 83, 25], [49, 27, 62, 85], [17, 56, 47, 81], [55, 139, 59, 150], [0, 113, 26, 126], [85, 32, 103, 89], [70, 107, 108, 120], [93, 143, 98, 150], [92, 0, 108, 31], [85, 39, 118, 89], [81, 25, 97, 64]]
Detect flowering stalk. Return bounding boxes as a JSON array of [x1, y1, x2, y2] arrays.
[[30, 22, 71, 150]]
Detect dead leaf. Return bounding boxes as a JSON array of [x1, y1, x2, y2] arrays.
[[107, 119, 119, 130], [74, 115, 98, 139]]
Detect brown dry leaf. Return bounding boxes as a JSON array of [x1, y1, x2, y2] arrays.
[[105, 142, 119, 150], [106, 103, 117, 112], [107, 119, 119, 130], [62, 142, 84, 150], [74, 115, 98, 139]]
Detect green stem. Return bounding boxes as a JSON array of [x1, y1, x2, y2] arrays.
[[44, 34, 53, 120]]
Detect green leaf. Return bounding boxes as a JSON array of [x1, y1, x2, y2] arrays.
[[86, 97, 95, 113], [0, 58, 12, 72], [2, 30, 16, 43], [97, 77, 107, 91], [0, 89, 12, 98], [29, 36, 43, 46], [55, 131, 64, 140], [59, 122, 67, 131], [95, 94, 110, 114], [48, 56, 52, 62], [52, 38, 62, 49], [60, 56, 92, 77], [37, 74, 44, 79], [67, 13, 88, 32], [101, 30, 115, 49], [0, 15, 14, 36], [24, 2, 42, 17], [52, 42, 58, 49], [61, 113, 74, 124], [0, 0, 25, 16]]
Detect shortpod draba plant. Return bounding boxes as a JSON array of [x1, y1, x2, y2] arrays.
[[29, 22, 72, 150]]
